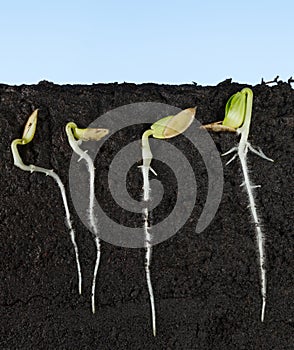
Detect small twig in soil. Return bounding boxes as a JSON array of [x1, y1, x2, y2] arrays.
[[261, 75, 279, 85]]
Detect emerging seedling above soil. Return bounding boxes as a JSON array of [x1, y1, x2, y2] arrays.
[[11, 110, 83, 294], [140, 107, 196, 336], [66, 122, 109, 314], [203, 88, 273, 322]]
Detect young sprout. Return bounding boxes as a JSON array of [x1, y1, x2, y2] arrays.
[[140, 107, 196, 336], [66, 122, 109, 314], [11, 110, 83, 294], [204, 88, 273, 322]]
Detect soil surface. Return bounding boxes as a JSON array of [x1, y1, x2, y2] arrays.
[[0, 80, 293, 349]]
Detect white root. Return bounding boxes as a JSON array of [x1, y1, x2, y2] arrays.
[[238, 144, 266, 322], [144, 207, 156, 336], [79, 146, 101, 315], [92, 236, 101, 314], [83, 152, 101, 315], [225, 127, 273, 323], [50, 169, 82, 295], [141, 130, 156, 336], [224, 141, 269, 321]]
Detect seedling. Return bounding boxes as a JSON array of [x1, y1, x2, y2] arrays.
[[11, 110, 83, 294], [66, 122, 109, 314], [203, 88, 273, 322], [140, 107, 196, 336]]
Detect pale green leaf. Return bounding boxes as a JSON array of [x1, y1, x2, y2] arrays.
[[75, 127, 109, 141], [151, 107, 196, 139], [163, 107, 196, 138], [223, 91, 246, 129], [22, 110, 38, 144]]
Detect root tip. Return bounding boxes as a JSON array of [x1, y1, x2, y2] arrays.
[[261, 300, 266, 322]]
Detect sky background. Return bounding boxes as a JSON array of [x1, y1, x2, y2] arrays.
[[0, 0, 293, 86]]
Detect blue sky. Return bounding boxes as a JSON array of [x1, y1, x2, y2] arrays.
[[0, 0, 293, 86]]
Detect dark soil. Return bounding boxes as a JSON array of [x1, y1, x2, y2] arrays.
[[0, 80, 293, 349]]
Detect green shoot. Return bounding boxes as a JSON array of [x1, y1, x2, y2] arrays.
[[11, 110, 83, 294], [140, 107, 196, 336], [66, 122, 109, 314], [204, 88, 273, 322]]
